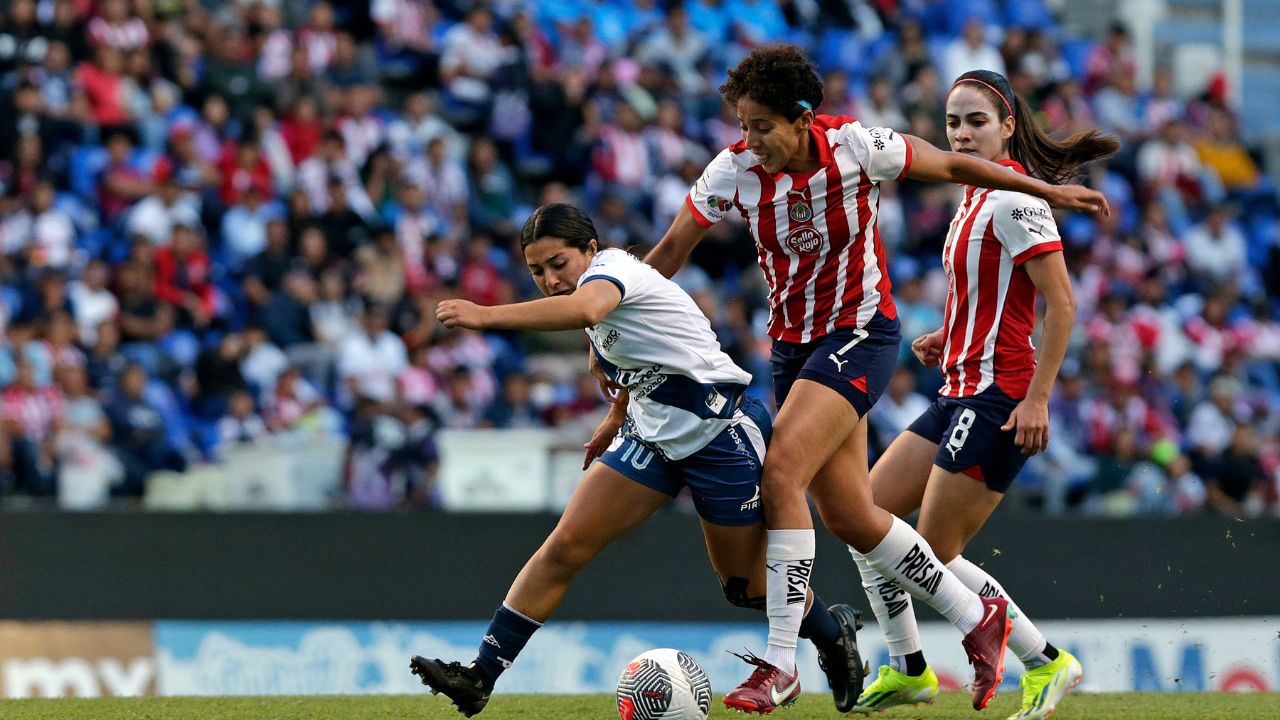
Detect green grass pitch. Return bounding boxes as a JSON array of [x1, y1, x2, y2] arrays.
[[5, 692, 1278, 719]]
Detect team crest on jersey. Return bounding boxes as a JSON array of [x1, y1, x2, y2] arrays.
[[789, 199, 813, 223], [705, 195, 732, 213], [784, 226, 824, 255]]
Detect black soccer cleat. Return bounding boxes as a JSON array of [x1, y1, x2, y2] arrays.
[[815, 603, 868, 713], [410, 656, 492, 717]]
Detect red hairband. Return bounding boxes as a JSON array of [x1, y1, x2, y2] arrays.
[[951, 77, 1013, 116]]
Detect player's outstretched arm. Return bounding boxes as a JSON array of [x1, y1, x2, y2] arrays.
[[645, 203, 710, 279], [436, 279, 623, 332], [901, 134, 1110, 216]]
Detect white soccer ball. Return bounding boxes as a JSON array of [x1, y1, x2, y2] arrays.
[[616, 648, 712, 720]]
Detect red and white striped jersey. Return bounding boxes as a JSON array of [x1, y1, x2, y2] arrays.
[[686, 115, 913, 343], [939, 160, 1063, 399]]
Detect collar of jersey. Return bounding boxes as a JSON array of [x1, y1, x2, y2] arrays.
[[997, 158, 1027, 175], [762, 123, 834, 182]]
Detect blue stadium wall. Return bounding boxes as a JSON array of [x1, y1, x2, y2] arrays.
[[0, 511, 1275, 620]]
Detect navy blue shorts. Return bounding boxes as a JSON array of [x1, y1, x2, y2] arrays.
[[906, 385, 1028, 493], [600, 397, 772, 526], [771, 313, 902, 418]]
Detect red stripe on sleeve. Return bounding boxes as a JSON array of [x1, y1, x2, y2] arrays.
[[896, 136, 914, 181], [1012, 241, 1063, 266], [684, 195, 715, 228]]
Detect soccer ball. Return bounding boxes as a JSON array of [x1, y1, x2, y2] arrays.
[[616, 648, 712, 720]]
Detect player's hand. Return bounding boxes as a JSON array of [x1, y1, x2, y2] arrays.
[[1001, 399, 1050, 455], [588, 349, 622, 401], [1045, 184, 1110, 217], [911, 329, 945, 367], [436, 299, 487, 330], [583, 413, 625, 470]]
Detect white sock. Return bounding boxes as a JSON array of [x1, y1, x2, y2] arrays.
[[850, 547, 922, 666], [947, 555, 1051, 668], [862, 517, 985, 634], [763, 529, 814, 671]]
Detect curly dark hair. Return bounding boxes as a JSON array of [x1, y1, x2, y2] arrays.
[[719, 45, 824, 122]]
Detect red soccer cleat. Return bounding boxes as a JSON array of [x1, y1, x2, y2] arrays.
[[722, 650, 801, 715], [962, 596, 1014, 710]]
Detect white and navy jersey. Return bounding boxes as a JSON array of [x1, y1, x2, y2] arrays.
[[940, 160, 1063, 399], [686, 115, 912, 343], [580, 248, 753, 460]]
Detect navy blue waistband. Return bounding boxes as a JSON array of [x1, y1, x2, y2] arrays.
[[593, 346, 747, 420]]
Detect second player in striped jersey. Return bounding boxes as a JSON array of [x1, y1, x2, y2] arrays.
[[852, 69, 1119, 719]]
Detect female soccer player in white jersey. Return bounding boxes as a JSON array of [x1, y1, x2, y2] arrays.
[[849, 69, 1118, 719], [642, 46, 1110, 714], [408, 204, 865, 717]]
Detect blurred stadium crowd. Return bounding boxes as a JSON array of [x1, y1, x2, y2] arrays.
[[0, 0, 1277, 516]]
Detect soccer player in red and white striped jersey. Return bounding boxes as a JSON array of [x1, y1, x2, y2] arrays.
[[642, 46, 1110, 714], [854, 70, 1118, 718]]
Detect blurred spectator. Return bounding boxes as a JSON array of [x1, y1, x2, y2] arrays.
[[637, 4, 707, 95], [128, 172, 202, 246], [857, 75, 906, 131], [1194, 104, 1262, 193], [70, 260, 119, 347], [153, 222, 217, 331], [1084, 23, 1135, 96], [1093, 67, 1144, 143], [1184, 205, 1247, 289], [106, 363, 185, 495], [942, 18, 1005, 84], [87, 0, 149, 52], [98, 130, 153, 223], [297, 131, 375, 217], [482, 371, 542, 429], [338, 304, 408, 406], [214, 388, 270, 456], [870, 368, 931, 452], [405, 137, 469, 230], [1, 357, 62, 495], [1187, 375, 1245, 469], [439, 7, 508, 131], [262, 365, 337, 435], [1207, 424, 1271, 516], [53, 362, 121, 508], [240, 325, 288, 393]]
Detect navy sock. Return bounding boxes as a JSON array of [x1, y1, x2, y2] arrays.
[[797, 593, 841, 655], [1042, 641, 1060, 662], [903, 651, 927, 676], [472, 603, 542, 687]]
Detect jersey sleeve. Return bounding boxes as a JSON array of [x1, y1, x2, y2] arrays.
[[685, 148, 739, 228], [578, 250, 648, 301], [992, 195, 1063, 265], [842, 122, 913, 183]]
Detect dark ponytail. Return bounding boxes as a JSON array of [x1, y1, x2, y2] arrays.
[[952, 70, 1119, 185], [520, 203, 599, 251]]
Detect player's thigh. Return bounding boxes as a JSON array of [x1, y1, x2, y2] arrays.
[[544, 460, 672, 562], [807, 418, 893, 549], [699, 519, 769, 602], [915, 465, 1004, 565], [764, 378, 862, 493], [869, 430, 939, 517]]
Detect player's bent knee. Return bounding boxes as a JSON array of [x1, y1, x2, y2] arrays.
[[722, 576, 766, 611], [536, 532, 598, 574]]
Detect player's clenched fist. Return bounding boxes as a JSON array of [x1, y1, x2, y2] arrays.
[[911, 329, 945, 367], [436, 299, 487, 330]]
